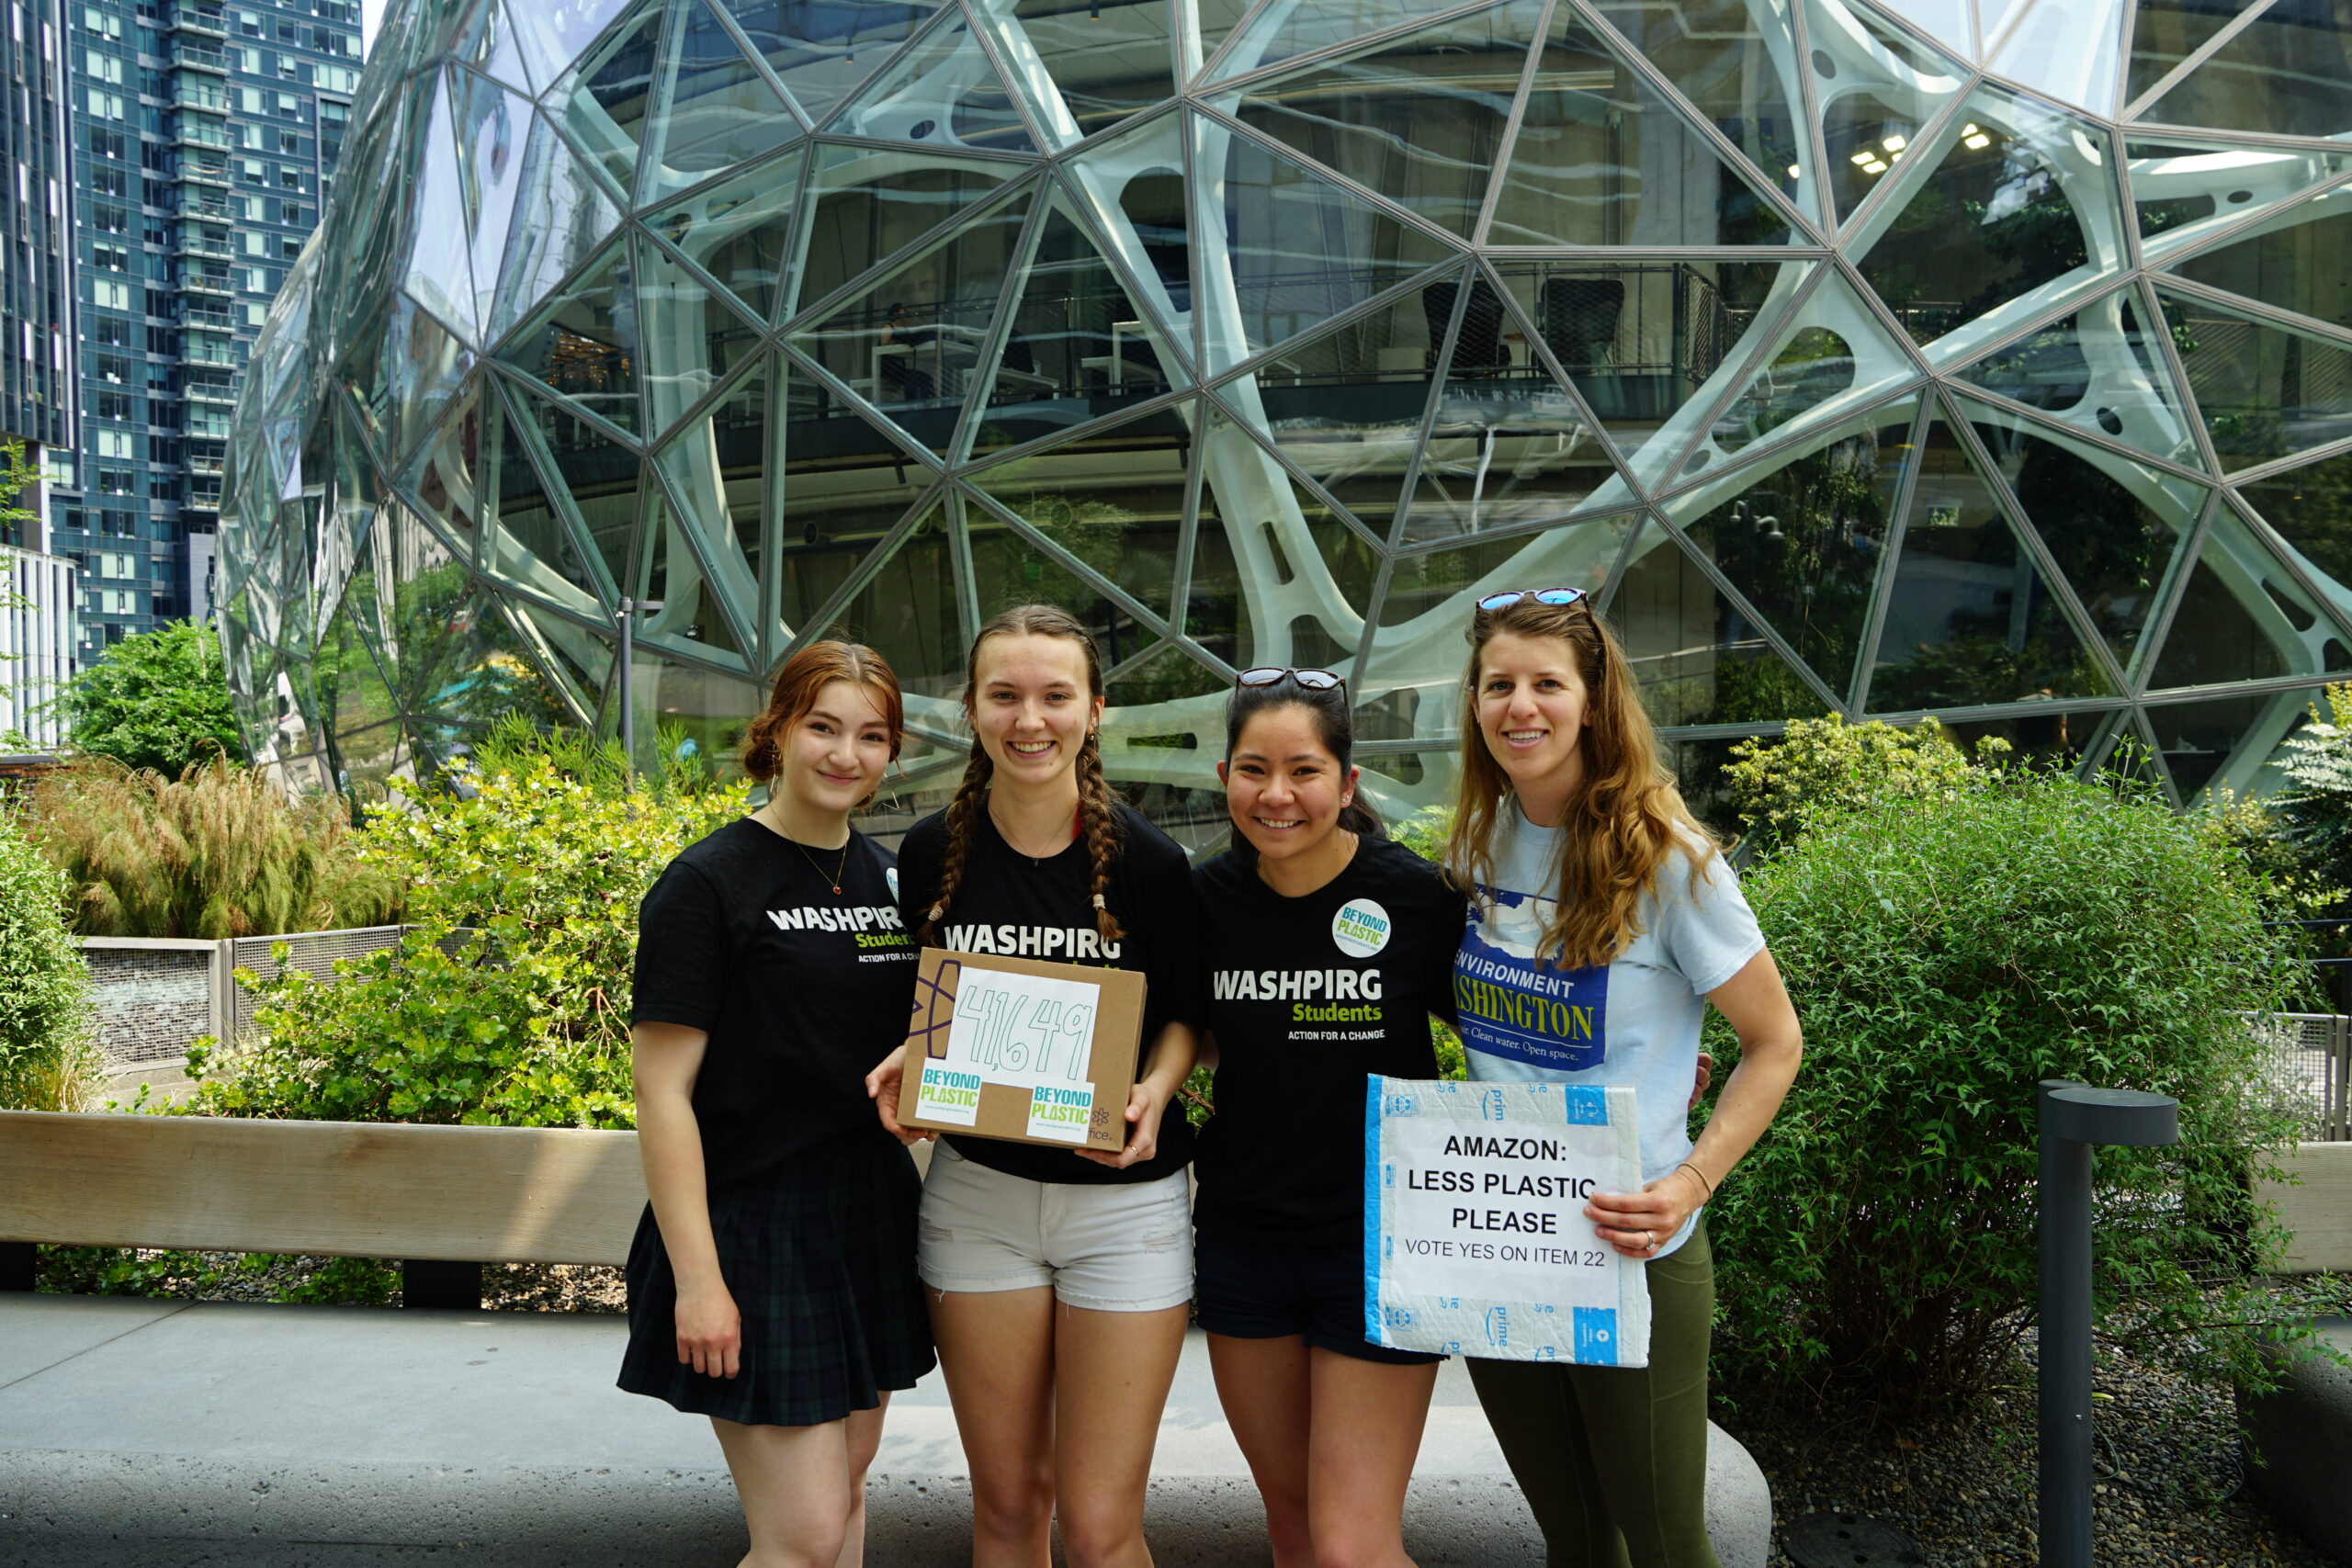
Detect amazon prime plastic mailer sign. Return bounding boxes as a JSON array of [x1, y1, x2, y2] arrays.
[[1366, 1077, 1651, 1365]]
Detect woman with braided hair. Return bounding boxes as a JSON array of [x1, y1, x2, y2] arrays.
[[865, 603, 1204, 1568]]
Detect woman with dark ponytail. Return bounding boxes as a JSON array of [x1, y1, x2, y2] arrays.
[[865, 604, 1203, 1568], [1191, 668, 1468, 1568]]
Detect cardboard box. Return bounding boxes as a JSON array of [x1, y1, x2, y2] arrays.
[[898, 947, 1147, 1151]]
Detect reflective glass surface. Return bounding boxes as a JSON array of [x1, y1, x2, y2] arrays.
[[226, 0, 2352, 801]]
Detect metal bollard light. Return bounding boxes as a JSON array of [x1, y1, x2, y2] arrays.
[[2037, 1079, 2179, 1568]]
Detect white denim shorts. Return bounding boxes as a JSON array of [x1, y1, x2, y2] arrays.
[[917, 1141, 1195, 1312]]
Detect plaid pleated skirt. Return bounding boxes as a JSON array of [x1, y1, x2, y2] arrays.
[[616, 1135, 936, 1428]]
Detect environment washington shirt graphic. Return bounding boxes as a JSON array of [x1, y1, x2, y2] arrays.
[[1453, 889, 1610, 1073]]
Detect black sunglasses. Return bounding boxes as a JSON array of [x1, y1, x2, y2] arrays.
[[1237, 667, 1347, 693], [1475, 587, 1589, 615]]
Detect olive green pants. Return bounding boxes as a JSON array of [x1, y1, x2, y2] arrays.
[[1465, 1218, 1720, 1568]]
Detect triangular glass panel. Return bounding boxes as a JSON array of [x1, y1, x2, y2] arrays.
[[964, 189, 1192, 466], [651, 356, 772, 640], [1190, 112, 1459, 376], [1487, 1, 1794, 246], [2149, 499, 2352, 688], [505, 601, 616, 724], [1959, 394, 2202, 670], [1401, 305, 1622, 548], [1191, 0, 1256, 78], [809, 495, 967, 698], [403, 390, 490, 555], [2143, 687, 2317, 800], [1207, 0, 1472, 85], [823, 9, 1039, 154], [495, 238, 642, 436], [1803, 0, 1970, 224], [1227, 0, 1544, 242], [637, 231, 767, 436], [1987, 0, 2129, 116], [507, 380, 641, 595], [2156, 283, 2352, 471], [2141, 0, 2352, 140], [379, 293, 478, 473], [1864, 414, 2113, 713], [1953, 286, 2204, 471], [1383, 511, 1641, 633], [963, 401, 1191, 625], [776, 390, 938, 647], [449, 72, 537, 334], [639, 0, 803, 203], [789, 181, 1039, 457], [506, 0, 642, 97], [989, 0, 1176, 147], [1494, 256, 1808, 465], [1976, 0, 2027, 43], [796, 140, 1023, 327], [548, 2, 666, 193], [1204, 267, 1469, 538], [2132, 138, 2352, 265], [1608, 518, 1836, 727], [1058, 109, 1193, 347], [1192, 398, 1384, 668], [2237, 448, 2352, 604], [2167, 182, 2352, 337], [2124, 0, 2256, 106], [961, 483, 1161, 662], [1676, 272, 1922, 481], [641, 151, 805, 326], [714, 0, 945, 126], [404, 71, 481, 344], [640, 483, 755, 669], [1668, 392, 1922, 705], [485, 114, 626, 345], [1853, 84, 2124, 363], [479, 382, 610, 620], [1860, 0, 1974, 59], [1589, 0, 1809, 217], [452, 0, 539, 93]]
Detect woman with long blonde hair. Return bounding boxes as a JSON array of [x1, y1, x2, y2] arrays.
[[1445, 590, 1803, 1567]]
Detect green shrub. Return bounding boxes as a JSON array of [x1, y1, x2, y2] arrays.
[[183, 720, 747, 1127], [1724, 715, 2000, 852], [26, 754, 401, 938], [1708, 765, 2313, 1414], [0, 808, 98, 1110], [57, 619, 246, 774]]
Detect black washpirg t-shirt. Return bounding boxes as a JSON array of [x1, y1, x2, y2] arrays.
[[632, 817, 919, 1190], [1193, 834, 1467, 1245], [895, 798, 1203, 1186]]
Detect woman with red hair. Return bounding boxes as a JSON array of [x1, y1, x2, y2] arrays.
[[619, 640, 933, 1568]]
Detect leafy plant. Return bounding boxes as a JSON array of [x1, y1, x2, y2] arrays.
[[1723, 714, 2002, 852], [56, 620, 246, 774], [22, 754, 401, 938], [1707, 764, 2315, 1415], [0, 807, 99, 1110], [182, 718, 747, 1127], [2272, 682, 2352, 907]]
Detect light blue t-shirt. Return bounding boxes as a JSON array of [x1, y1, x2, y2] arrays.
[[1454, 805, 1765, 1257]]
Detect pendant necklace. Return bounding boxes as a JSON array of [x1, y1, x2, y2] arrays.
[[797, 838, 851, 897]]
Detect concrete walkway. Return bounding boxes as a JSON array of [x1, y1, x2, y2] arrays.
[[0, 1295, 1770, 1566]]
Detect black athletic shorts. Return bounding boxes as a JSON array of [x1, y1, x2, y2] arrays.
[[1193, 1226, 1443, 1366]]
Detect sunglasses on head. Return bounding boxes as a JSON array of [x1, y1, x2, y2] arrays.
[[1237, 667, 1346, 693], [1475, 587, 1589, 615]]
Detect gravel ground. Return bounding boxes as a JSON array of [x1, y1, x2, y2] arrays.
[[1726, 1321, 2345, 1568]]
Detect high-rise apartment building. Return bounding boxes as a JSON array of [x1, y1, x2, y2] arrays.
[[0, 0, 75, 557], [51, 0, 358, 655]]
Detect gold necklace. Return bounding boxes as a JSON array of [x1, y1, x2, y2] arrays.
[[763, 805, 851, 896]]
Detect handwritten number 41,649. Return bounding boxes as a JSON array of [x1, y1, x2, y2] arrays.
[[961, 984, 1094, 1079]]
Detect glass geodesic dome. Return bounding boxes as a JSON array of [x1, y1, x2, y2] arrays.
[[221, 0, 2352, 837]]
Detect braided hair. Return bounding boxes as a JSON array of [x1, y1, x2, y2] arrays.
[[918, 604, 1125, 947]]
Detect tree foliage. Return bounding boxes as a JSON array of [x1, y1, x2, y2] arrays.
[[2271, 682, 2352, 905], [183, 718, 746, 1127], [0, 807, 98, 1110], [21, 755, 401, 938], [1723, 714, 2001, 852], [1707, 765, 2315, 1414], [59, 620, 246, 774]]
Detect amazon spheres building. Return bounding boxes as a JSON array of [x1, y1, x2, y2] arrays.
[[222, 0, 2352, 837]]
